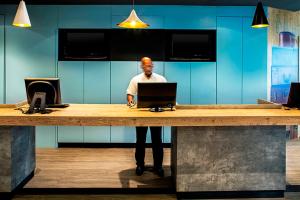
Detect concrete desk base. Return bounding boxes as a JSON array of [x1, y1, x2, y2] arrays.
[[0, 126, 35, 195], [171, 126, 286, 195]]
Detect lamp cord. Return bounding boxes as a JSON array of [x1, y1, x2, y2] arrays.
[[132, 0, 134, 10]]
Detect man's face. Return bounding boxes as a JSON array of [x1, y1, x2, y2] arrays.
[[141, 59, 153, 76]]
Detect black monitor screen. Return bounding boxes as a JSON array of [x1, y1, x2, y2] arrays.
[[168, 30, 216, 61], [137, 82, 177, 110], [59, 29, 109, 60]]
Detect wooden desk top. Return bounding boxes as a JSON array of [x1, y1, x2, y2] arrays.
[[0, 104, 299, 126]]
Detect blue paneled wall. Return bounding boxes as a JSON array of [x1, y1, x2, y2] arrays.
[[0, 5, 267, 147]]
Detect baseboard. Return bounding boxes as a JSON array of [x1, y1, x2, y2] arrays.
[[19, 187, 175, 195], [58, 143, 171, 148], [176, 190, 285, 199]]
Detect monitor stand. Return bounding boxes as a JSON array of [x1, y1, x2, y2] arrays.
[[150, 107, 164, 112], [27, 92, 50, 114]]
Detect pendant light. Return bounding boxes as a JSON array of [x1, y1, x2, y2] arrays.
[[252, 1, 269, 28], [117, 0, 149, 29], [13, 0, 31, 28]]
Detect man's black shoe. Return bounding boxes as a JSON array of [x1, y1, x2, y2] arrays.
[[155, 166, 164, 177], [136, 165, 144, 176]]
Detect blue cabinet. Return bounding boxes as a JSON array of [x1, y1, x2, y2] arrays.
[[164, 62, 191, 143], [58, 61, 84, 143], [111, 61, 138, 143], [84, 62, 110, 104], [36, 126, 57, 147], [0, 15, 4, 104], [242, 18, 267, 103], [191, 62, 217, 104], [164, 6, 216, 29], [165, 62, 191, 104], [58, 5, 111, 28], [58, 126, 84, 143], [58, 61, 84, 103], [83, 61, 111, 143], [217, 17, 243, 104]]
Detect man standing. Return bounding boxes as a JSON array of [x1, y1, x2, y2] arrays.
[[126, 57, 166, 177]]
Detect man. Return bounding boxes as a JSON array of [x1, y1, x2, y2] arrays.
[[126, 57, 166, 177]]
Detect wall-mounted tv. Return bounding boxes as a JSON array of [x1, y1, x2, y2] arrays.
[[166, 30, 216, 61], [110, 29, 165, 61], [58, 29, 110, 61]]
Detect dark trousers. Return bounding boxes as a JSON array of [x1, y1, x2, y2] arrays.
[[135, 126, 163, 168]]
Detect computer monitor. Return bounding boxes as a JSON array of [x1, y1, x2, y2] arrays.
[[137, 82, 177, 112], [24, 78, 64, 114], [284, 82, 300, 108]]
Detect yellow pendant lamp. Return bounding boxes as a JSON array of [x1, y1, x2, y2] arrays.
[[117, 0, 149, 29], [13, 0, 31, 28]]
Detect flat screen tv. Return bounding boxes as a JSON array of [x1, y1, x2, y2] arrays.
[[110, 29, 165, 61], [58, 29, 109, 61], [166, 30, 216, 61]]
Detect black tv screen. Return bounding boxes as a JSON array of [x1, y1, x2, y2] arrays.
[[110, 29, 165, 61], [167, 30, 216, 61], [59, 29, 109, 61]]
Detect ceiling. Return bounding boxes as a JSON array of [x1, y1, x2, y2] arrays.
[[0, 0, 300, 11]]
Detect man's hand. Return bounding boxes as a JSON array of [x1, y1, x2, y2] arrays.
[[127, 94, 135, 107]]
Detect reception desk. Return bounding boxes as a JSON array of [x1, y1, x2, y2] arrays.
[[0, 103, 298, 197]]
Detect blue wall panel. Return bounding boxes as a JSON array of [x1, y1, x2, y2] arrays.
[[217, 17, 243, 104], [164, 6, 216, 29], [58, 5, 111, 28], [84, 61, 110, 104], [216, 6, 256, 17], [58, 61, 84, 143], [58, 126, 84, 143], [36, 126, 57, 147], [191, 62, 217, 104], [164, 62, 191, 143], [58, 61, 84, 103], [0, 15, 4, 104], [84, 126, 111, 143], [165, 62, 191, 104], [5, 6, 57, 103], [83, 61, 111, 143], [111, 61, 138, 143], [242, 18, 267, 104]]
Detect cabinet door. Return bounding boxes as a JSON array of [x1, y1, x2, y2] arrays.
[[83, 61, 111, 143], [58, 61, 84, 143], [165, 62, 191, 104], [111, 61, 138, 143], [242, 17, 267, 104], [191, 62, 217, 104], [58, 5, 111, 28], [36, 126, 57, 148], [164, 6, 216, 29], [58, 126, 84, 143], [164, 62, 190, 143], [58, 61, 84, 103], [217, 17, 243, 104]]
